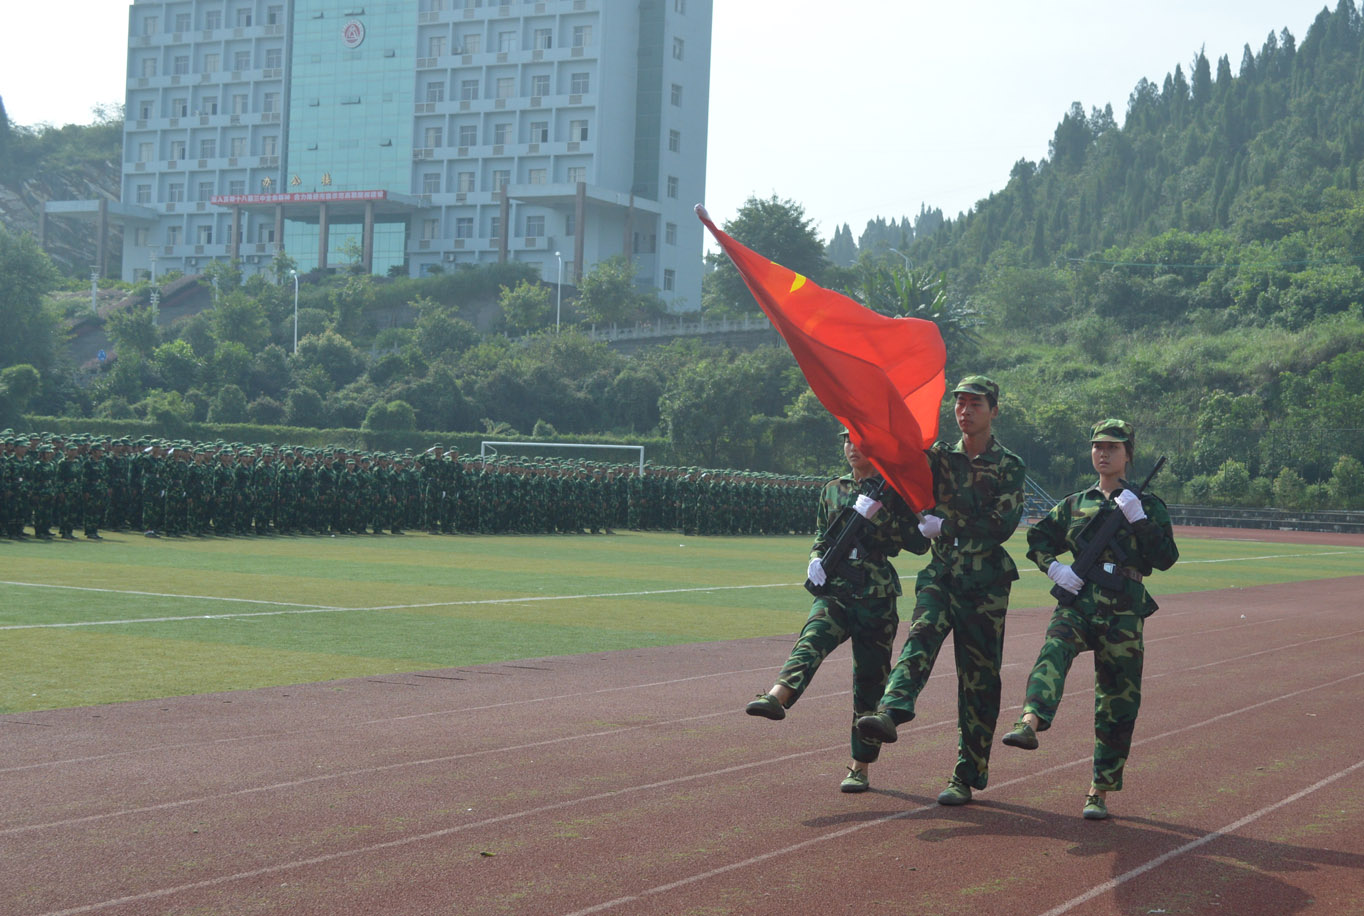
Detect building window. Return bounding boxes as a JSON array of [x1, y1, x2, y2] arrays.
[[429, 35, 446, 57], [229, 179, 246, 195], [263, 92, 279, 113], [458, 124, 477, 146], [199, 139, 216, 158], [525, 215, 545, 238], [529, 120, 548, 143], [666, 176, 679, 198], [423, 173, 441, 193], [138, 142, 153, 162], [460, 79, 479, 100], [565, 213, 575, 236], [197, 225, 213, 244], [492, 170, 510, 191], [136, 184, 151, 204], [142, 16, 158, 36], [205, 10, 222, 29], [265, 48, 282, 69], [672, 38, 684, 60], [665, 222, 677, 245], [461, 33, 482, 54], [424, 127, 443, 147], [234, 51, 251, 70], [570, 72, 590, 94], [572, 24, 593, 47], [261, 135, 278, 156], [497, 30, 516, 51], [670, 83, 682, 106], [166, 225, 182, 245], [668, 129, 680, 153], [198, 182, 214, 201], [455, 217, 473, 238], [170, 97, 187, 117], [569, 119, 588, 141], [236, 8, 253, 27], [422, 218, 439, 240], [457, 171, 475, 192], [496, 77, 515, 99], [138, 101, 153, 119], [231, 93, 248, 114], [141, 58, 157, 77], [528, 168, 546, 185], [493, 123, 512, 145], [204, 53, 220, 72], [427, 81, 445, 102], [175, 12, 191, 31], [266, 5, 284, 25], [490, 216, 502, 239], [532, 28, 552, 50], [134, 227, 150, 247], [664, 269, 675, 291], [530, 74, 550, 97], [258, 225, 275, 244], [567, 166, 585, 184], [168, 182, 185, 202], [674, 0, 686, 11], [170, 140, 186, 160], [230, 136, 247, 156], [202, 96, 219, 115], [173, 56, 190, 75]]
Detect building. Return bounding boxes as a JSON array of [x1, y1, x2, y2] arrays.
[[88, 0, 711, 308]]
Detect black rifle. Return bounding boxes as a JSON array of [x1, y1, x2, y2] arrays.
[[805, 478, 888, 596], [1053, 455, 1167, 606]]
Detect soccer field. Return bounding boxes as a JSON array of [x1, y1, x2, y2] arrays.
[[1, 528, 1360, 713]]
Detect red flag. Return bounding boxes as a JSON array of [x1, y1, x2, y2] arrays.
[[697, 205, 945, 512]]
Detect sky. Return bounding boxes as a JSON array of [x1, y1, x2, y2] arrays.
[[0, 0, 1335, 241]]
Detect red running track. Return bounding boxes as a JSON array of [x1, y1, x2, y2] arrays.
[[3, 533, 1362, 916]]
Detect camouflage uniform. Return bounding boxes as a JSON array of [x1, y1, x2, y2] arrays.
[[1021, 479, 1179, 791], [772, 474, 916, 764], [878, 434, 1027, 790]]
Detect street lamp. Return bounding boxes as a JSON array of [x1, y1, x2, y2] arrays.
[[290, 269, 299, 354], [554, 250, 563, 332], [888, 247, 912, 271]]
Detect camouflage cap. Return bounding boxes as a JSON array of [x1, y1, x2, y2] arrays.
[[951, 374, 1000, 404], [837, 428, 851, 439], [1090, 418, 1134, 443]]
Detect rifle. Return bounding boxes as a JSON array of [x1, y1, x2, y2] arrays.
[[805, 477, 888, 596], [1053, 455, 1167, 606]]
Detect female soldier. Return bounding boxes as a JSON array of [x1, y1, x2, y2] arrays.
[[1000, 419, 1178, 819], [744, 429, 919, 794]]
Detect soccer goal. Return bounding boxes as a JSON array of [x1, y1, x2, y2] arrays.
[[478, 441, 645, 474]]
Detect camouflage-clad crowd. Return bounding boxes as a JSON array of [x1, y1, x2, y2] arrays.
[[0, 430, 823, 540]]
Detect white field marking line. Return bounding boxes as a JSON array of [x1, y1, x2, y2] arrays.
[[1035, 757, 1364, 916], [10, 624, 1362, 844], [5, 596, 1356, 781], [5, 546, 1360, 629], [558, 669, 1364, 916], [33, 668, 1364, 916], [0, 582, 792, 630]]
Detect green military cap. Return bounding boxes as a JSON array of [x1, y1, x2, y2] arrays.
[[951, 374, 1000, 404], [1090, 418, 1135, 443], [837, 428, 851, 439]]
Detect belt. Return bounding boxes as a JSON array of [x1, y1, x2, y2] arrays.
[[1102, 562, 1143, 583]]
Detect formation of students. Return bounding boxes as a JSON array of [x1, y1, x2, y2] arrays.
[[746, 376, 1179, 821], [0, 430, 822, 540]]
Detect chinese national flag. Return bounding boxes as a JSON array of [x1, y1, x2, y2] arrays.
[[697, 205, 945, 512]]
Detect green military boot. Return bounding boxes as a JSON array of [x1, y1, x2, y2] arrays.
[[1002, 718, 1038, 750], [854, 711, 898, 744], [744, 693, 786, 720], [1083, 793, 1109, 820], [937, 775, 973, 806], [839, 766, 870, 793]]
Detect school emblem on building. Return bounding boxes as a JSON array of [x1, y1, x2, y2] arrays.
[[342, 19, 365, 49]]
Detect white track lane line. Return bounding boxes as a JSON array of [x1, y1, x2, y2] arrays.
[[17, 665, 1364, 916], [1034, 758, 1364, 916]]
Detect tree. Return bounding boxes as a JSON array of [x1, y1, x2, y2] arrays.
[[206, 384, 248, 423], [212, 289, 271, 351], [295, 329, 365, 390], [0, 225, 62, 372], [105, 305, 160, 360], [702, 195, 829, 315], [575, 255, 662, 326], [498, 278, 553, 333], [0, 363, 40, 426], [150, 339, 202, 391], [362, 399, 417, 432], [285, 387, 325, 427], [1327, 455, 1364, 509]]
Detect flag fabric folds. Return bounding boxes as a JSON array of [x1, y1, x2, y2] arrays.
[[696, 205, 945, 512]]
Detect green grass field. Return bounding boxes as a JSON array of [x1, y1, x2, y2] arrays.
[[2, 529, 1361, 714]]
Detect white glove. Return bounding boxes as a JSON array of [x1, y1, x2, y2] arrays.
[[917, 514, 943, 539], [807, 557, 827, 587], [1115, 489, 1146, 524], [1048, 560, 1084, 594], [853, 494, 882, 519]]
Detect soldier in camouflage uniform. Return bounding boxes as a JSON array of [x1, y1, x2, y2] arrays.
[[81, 440, 109, 539], [1001, 419, 1179, 820], [857, 375, 1027, 806], [745, 429, 918, 794]]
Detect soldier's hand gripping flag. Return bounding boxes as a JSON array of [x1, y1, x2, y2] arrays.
[[696, 205, 945, 512]]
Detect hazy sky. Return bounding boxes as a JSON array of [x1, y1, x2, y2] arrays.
[[0, 1, 1333, 240]]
